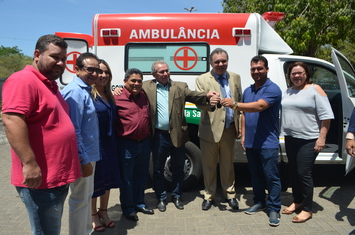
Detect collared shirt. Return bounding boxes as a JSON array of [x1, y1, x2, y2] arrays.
[[61, 76, 100, 165], [243, 78, 282, 149], [155, 81, 170, 131], [215, 72, 233, 128], [114, 87, 150, 140], [38, 74, 59, 94]]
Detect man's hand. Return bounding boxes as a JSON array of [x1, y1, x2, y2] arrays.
[[81, 162, 93, 177], [210, 95, 221, 106], [220, 98, 235, 109], [206, 91, 219, 99], [113, 87, 123, 96], [240, 137, 245, 151], [207, 91, 220, 107], [346, 139, 355, 157], [22, 161, 42, 188]]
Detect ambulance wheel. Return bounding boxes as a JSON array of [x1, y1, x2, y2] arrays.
[[149, 141, 203, 191]]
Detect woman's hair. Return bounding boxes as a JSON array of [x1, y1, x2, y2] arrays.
[[92, 59, 114, 102], [286, 62, 313, 86]]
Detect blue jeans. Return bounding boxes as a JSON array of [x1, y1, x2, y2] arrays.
[[118, 137, 150, 215], [245, 148, 281, 212], [16, 184, 69, 235], [152, 130, 185, 200]]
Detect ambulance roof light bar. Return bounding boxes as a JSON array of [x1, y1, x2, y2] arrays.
[[101, 29, 121, 37], [262, 12, 285, 28], [232, 28, 251, 37]]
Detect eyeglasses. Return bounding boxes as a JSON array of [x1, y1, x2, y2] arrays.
[[291, 72, 306, 77], [81, 66, 103, 74], [156, 69, 169, 74]]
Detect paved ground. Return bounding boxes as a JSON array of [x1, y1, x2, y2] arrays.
[[0, 121, 355, 234]]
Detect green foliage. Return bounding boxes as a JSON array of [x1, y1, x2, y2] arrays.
[[0, 46, 32, 78], [335, 42, 355, 67], [222, 0, 355, 67], [0, 45, 24, 56], [316, 42, 355, 67]]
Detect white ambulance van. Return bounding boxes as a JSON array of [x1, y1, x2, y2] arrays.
[[56, 12, 355, 190]]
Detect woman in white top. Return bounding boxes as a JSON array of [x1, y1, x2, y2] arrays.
[[280, 62, 334, 223]]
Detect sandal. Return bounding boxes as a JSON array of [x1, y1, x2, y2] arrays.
[[282, 203, 302, 214], [91, 212, 105, 232], [98, 208, 115, 228], [292, 211, 312, 223]]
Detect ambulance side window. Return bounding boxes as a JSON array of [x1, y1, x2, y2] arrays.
[[310, 65, 339, 98], [125, 43, 210, 75]]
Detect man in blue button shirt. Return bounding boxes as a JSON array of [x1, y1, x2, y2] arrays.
[[62, 52, 101, 235], [144, 60, 218, 212]]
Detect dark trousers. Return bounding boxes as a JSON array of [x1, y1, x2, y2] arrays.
[[118, 137, 150, 215], [245, 148, 281, 212], [285, 136, 318, 212], [152, 130, 185, 201]]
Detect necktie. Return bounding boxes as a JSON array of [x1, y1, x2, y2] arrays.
[[217, 76, 233, 128], [218, 76, 228, 98]]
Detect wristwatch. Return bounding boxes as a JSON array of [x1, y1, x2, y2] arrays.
[[232, 102, 238, 110], [346, 132, 355, 140]]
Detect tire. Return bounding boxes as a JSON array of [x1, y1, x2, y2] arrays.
[[149, 141, 203, 191]]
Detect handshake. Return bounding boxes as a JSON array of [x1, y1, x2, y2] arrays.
[[206, 91, 236, 109]]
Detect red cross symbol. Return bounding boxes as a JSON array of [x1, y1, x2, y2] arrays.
[[174, 47, 198, 71], [66, 51, 81, 73]]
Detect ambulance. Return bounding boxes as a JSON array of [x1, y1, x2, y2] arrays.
[[56, 12, 355, 190]]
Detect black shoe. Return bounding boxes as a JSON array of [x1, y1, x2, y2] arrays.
[[157, 200, 167, 212], [136, 206, 154, 215], [202, 200, 213, 211], [124, 211, 138, 221], [172, 197, 184, 210], [226, 198, 239, 210]]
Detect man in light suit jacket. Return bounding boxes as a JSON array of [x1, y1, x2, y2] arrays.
[[144, 60, 218, 212], [195, 48, 242, 211]]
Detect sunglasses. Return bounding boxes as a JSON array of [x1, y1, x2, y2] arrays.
[[81, 66, 103, 74]]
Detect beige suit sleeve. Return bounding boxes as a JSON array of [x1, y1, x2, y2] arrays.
[[195, 75, 215, 111]]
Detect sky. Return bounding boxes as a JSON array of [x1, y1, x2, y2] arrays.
[[0, 0, 223, 56]]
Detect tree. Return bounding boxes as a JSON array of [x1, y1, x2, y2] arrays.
[[316, 41, 355, 67], [222, 0, 355, 66], [0, 46, 32, 79]]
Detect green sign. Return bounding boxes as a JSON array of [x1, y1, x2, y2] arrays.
[[184, 107, 201, 125]]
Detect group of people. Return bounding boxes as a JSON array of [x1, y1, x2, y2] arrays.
[[195, 48, 334, 226], [2, 34, 337, 235]]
